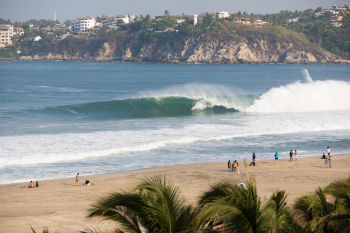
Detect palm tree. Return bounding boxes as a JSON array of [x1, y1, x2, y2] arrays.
[[323, 176, 350, 232], [164, 10, 170, 17], [294, 176, 350, 233], [86, 175, 195, 233], [195, 160, 300, 233]]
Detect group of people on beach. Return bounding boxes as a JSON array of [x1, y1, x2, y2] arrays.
[[26, 181, 39, 188], [323, 146, 332, 168], [228, 146, 332, 170], [227, 160, 239, 174], [74, 173, 92, 186]]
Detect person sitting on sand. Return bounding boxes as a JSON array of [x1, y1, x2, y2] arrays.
[[84, 180, 91, 186], [28, 181, 34, 188], [35, 181, 39, 187], [250, 160, 255, 166], [75, 173, 79, 186], [274, 151, 279, 163], [325, 156, 329, 168], [227, 160, 231, 172], [322, 153, 326, 159]]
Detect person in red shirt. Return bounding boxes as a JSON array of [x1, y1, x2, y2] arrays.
[[28, 181, 34, 188]]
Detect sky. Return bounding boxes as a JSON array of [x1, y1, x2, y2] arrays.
[[0, 0, 348, 22]]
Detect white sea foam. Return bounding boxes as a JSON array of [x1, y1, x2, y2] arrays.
[[246, 80, 350, 113], [1, 110, 350, 168]]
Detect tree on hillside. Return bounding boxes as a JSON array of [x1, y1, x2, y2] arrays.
[[202, 12, 213, 27], [63, 19, 72, 26], [164, 10, 170, 17], [153, 22, 167, 31]]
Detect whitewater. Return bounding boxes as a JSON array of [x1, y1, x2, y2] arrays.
[[1, 62, 349, 184]]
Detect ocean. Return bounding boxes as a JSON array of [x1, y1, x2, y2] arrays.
[[1, 61, 350, 184]]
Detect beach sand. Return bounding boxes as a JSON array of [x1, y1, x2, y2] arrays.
[[0, 154, 349, 232]]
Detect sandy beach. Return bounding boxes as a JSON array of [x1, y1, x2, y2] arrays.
[[0, 154, 349, 233]]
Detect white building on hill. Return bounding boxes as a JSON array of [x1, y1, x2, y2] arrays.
[[70, 16, 96, 32], [0, 24, 13, 47], [115, 15, 130, 24], [217, 11, 229, 19]]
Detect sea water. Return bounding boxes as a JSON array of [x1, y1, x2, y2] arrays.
[[0, 62, 349, 184]]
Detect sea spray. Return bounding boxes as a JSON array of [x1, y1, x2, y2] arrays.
[[246, 80, 350, 113], [303, 69, 313, 83]]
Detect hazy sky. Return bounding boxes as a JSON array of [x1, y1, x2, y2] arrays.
[[0, 0, 348, 22]]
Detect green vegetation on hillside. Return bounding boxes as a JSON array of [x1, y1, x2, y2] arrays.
[[1, 6, 350, 60]]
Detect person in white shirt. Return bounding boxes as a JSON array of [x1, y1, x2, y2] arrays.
[[327, 147, 330, 156]]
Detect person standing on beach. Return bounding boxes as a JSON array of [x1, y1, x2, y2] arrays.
[[274, 151, 279, 164], [75, 173, 79, 186], [228, 160, 231, 172], [294, 150, 298, 161], [327, 146, 331, 156], [329, 155, 331, 168], [289, 150, 293, 162], [325, 156, 329, 168]]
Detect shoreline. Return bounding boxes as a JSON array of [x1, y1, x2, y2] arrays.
[[1, 57, 350, 64], [1, 153, 349, 232], [0, 153, 345, 186]]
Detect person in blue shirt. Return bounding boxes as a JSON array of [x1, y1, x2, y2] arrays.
[[274, 151, 279, 164]]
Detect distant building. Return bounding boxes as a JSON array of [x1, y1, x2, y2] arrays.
[[176, 19, 186, 24], [194, 14, 198, 26], [331, 3, 350, 12], [216, 11, 229, 19], [34, 36, 42, 41], [29, 23, 34, 28], [115, 14, 129, 24], [253, 19, 268, 25], [14, 27, 24, 36], [187, 14, 194, 21], [287, 17, 299, 24], [70, 16, 96, 32], [235, 18, 251, 25], [0, 24, 13, 47], [102, 18, 119, 27], [128, 13, 136, 22], [330, 15, 343, 27]]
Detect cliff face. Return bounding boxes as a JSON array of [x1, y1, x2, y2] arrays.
[[135, 37, 338, 64], [18, 35, 350, 64]]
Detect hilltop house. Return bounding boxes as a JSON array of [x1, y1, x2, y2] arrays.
[[14, 27, 24, 36], [331, 3, 350, 12], [102, 17, 119, 27], [216, 11, 229, 19], [115, 15, 129, 24], [235, 18, 251, 25], [70, 16, 96, 32], [29, 23, 34, 28], [253, 19, 268, 26], [0, 24, 13, 47], [128, 13, 136, 22], [330, 15, 343, 27], [287, 17, 299, 24]]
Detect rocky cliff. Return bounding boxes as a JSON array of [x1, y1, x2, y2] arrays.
[[18, 35, 350, 64]]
